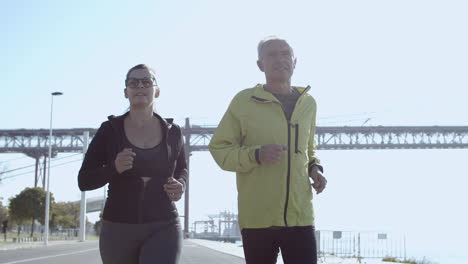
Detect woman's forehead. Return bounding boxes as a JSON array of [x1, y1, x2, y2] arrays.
[[128, 68, 153, 79]]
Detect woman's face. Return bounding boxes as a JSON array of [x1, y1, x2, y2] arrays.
[[124, 68, 159, 108]]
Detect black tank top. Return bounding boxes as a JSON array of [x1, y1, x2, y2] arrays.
[[120, 126, 172, 223], [122, 128, 168, 179]]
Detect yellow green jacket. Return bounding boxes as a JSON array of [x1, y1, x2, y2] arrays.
[[208, 84, 321, 230]]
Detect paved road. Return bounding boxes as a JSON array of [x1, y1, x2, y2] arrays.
[[181, 241, 244, 264], [0, 240, 245, 264]]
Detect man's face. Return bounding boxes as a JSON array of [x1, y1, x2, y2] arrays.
[[258, 40, 296, 82]]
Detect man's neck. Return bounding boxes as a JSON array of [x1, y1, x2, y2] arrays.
[[263, 80, 292, 95]]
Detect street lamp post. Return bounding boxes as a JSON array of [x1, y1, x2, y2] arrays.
[[44, 92, 63, 245]]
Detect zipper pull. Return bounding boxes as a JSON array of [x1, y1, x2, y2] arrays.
[[294, 124, 300, 154]]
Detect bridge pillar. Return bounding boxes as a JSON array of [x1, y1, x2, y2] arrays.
[[184, 118, 191, 238], [34, 157, 39, 187], [23, 150, 48, 189], [79, 131, 89, 242]]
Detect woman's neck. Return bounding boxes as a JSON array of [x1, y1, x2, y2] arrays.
[[128, 106, 155, 128]]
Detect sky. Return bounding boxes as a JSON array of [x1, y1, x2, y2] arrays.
[[1, 1, 467, 263]]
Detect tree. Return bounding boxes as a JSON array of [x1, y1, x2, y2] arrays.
[[94, 211, 103, 235], [0, 201, 8, 240], [9, 187, 55, 237], [0, 201, 8, 223], [52, 202, 80, 229]]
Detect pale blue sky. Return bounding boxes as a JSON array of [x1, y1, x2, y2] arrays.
[[1, 1, 467, 263]]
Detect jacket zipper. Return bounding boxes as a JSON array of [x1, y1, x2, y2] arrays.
[[137, 122, 172, 224], [295, 124, 300, 154], [252, 87, 308, 227], [281, 90, 306, 227], [137, 182, 146, 223], [109, 113, 179, 224], [283, 120, 292, 227], [274, 100, 294, 227]]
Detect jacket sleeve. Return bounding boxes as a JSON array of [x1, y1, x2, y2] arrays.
[[208, 99, 261, 173], [174, 133, 188, 189], [307, 98, 323, 173], [78, 122, 118, 191]]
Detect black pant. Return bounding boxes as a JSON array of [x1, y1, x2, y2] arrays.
[[99, 219, 181, 264], [241, 226, 317, 264]]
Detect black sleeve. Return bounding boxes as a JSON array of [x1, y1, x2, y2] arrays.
[[308, 163, 324, 174], [173, 132, 188, 189], [78, 122, 118, 191]]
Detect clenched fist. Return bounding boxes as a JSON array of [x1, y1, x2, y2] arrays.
[[259, 144, 288, 165], [114, 148, 136, 174], [164, 177, 184, 201], [309, 166, 327, 194]]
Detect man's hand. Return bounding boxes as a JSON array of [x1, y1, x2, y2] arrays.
[[114, 148, 136, 174], [164, 177, 184, 201], [309, 166, 327, 194], [259, 144, 287, 165]]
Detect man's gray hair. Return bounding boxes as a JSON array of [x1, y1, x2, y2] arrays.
[[257, 36, 295, 60]]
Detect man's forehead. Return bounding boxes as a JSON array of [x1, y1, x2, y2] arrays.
[[263, 39, 292, 52]]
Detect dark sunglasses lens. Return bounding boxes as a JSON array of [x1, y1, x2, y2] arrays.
[[126, 78, 154, 88], [142, 79, 153, 87]]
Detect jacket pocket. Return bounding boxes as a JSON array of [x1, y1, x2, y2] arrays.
[[294, 124, 300, 154]]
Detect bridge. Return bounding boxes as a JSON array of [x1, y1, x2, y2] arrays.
[[2, 125, 468, 154], [1, 119, 468, 236], [72, 196, 106, 213]]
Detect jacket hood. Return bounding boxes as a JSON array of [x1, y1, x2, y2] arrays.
[[252, 84, 311, 102]]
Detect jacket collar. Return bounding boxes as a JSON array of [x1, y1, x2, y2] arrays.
[[107, 112, 173, 130], [251, 84, 310, 103]]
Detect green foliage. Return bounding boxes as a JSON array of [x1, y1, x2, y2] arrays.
[[0, 201, 8, 222], [382, 257, 417, 264], [94, 211, 103, 235], [8, 187, 54, 224], [52, 202, 80, 229]]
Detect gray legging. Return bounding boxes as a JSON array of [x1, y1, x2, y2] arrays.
[[99, 219, 182, 264]]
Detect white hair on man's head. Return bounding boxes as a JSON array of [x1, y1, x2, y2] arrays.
[[257, 36, 295, 60]]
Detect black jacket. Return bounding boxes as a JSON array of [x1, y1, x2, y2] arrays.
[[78, 112, 188, 224]]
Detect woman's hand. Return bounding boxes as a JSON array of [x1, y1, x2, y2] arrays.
[[164, 177, 184, 201], [114, 148, 136, 174]]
